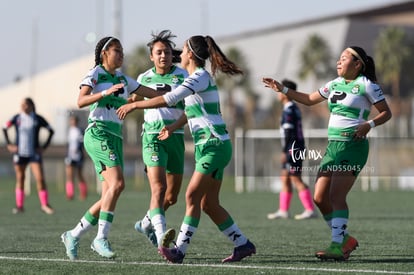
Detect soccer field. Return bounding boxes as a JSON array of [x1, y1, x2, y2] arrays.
[[1, 179, 413, 274]]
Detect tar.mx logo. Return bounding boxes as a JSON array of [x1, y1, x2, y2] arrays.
[[289, 140, 323, 163]]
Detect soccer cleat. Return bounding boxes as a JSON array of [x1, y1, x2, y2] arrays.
[[342, 234, 359, 259], [315, 242, 345, 261], [294, 210, 317, 220], [91, 238, 116, 259], [222, 240, 256, 263], [159, 228, 176, 248], [12, 207, 24, 214], [41, 204, 54, 215], [134, 220, 158, 247], [61, 231, 79, 260], [158, 246, 185, 264], [267, 210, 289, 220]]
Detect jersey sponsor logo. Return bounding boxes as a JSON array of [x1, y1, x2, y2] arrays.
[[330, 91, 346, 103]]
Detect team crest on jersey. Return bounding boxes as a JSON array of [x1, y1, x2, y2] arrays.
[[109, 151, 117, 161], [351, 85, 360, 94], [172, 75, 179, 84], [151, 153, 159, 162]]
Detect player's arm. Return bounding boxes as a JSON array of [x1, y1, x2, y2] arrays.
[[77, 83, 125, 108], [262, 77, 324, 106], [3, 120, 17, 153], [133, 85, 160, 99], [158, 113, 188, 141]]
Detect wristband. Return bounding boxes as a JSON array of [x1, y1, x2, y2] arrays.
[[281, 86, 289, 94], [101, 90, 108, 97], [368, 120, 375, 128]]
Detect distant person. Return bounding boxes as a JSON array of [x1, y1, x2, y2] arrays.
[[267, 79, 317, 220], [133, 30, 188, 248], [60, 36, 161, 260], [117, 35, 256, 264], [2, 97, 55, 214], [263, 46, 392, 260], [65, 114, 88, 200]]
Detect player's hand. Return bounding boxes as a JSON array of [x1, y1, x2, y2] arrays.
[[107, 83, 125, 96], [6, 144, 17, 153], [116, 103, 135, 120], [262, 77, 283, 92], [158, 126, 172, 140], [353, 122, 371, 140]]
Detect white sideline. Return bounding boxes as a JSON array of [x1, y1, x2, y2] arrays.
[[0, 256, 413, 274]]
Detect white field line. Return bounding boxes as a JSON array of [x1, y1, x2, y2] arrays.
[[0, 256, 413, 274]]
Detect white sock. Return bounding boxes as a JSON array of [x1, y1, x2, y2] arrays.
[[331, 217, 348, 243], [70, 217, 94, 239], [151, 213, 166, 245], [221, 223, 248, 247], [176, 223, 197, 254], [96, 211, 114, 239], [141, 210, 152, 229]]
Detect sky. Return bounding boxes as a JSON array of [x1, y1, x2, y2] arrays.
[[0, 0, 406, 87]]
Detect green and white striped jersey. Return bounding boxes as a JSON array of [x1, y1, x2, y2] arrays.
[[80, 65, 140, 138], [319, 75, 385, 141], [163, 67, 229, 145], [137, 65, 188, 134]]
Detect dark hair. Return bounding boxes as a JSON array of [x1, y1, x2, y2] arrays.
[[24, 97, 36, 113], [94, 36, 120, 66], [187, 35, 243, 76], [146, 30, 181, 63], [69, 114, 79, 123], [349, 46, 377, 82], [281, 79, 297, 90]]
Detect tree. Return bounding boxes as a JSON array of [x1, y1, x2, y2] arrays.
[[297, 34, 334, 128], [124, 45, 152, 78], [374, 26, 412, 99], [374, 26, 414, 136], [215, 47, 256, 132], [298, 34, 335, 82]]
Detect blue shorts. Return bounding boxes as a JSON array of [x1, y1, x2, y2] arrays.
[[13, 153, 42, 165]]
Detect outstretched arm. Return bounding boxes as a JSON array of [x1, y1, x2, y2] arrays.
[[262, 77, 324, 106], [116, 96, 168, 120], [78, 83, 125, 108], [133, 85, 160, 99]]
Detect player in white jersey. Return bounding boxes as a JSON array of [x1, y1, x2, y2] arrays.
[[64, 115, 87, 200], [3, 97, 55, 214], [263, 46, 392, 261], [117, 35, 256, 264], [133, 30, 188, 248], [61, 36, 159, 260]]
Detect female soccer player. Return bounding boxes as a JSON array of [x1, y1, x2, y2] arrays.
[[61, 36, 159, 260], [3, 97, 55, 214], [263, 46, 392, 260], [117, 35, 256, 264], [133, 30, 188, 248]]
